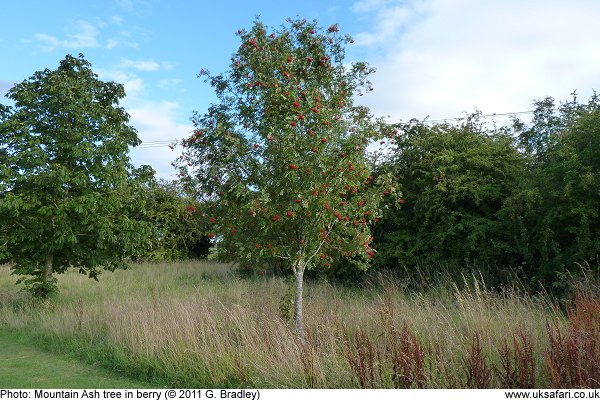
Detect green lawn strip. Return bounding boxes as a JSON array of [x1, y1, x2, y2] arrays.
[[0, 330, 158, 388]]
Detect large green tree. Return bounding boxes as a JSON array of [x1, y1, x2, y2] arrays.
[[373, 117, 527, 284], [141, 178, 212, 261], [176, 18, 398, 340], [0, 54, 151, 298], [508, 94, 600, 288]]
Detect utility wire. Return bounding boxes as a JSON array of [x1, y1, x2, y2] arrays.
[[130, 108, 540, 148], [394, 110, 536, 126], [135, 139, 177, 145]]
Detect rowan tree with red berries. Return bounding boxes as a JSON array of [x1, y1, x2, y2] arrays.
[[176, 18, 399, 341]]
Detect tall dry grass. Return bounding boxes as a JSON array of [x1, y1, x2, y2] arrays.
[[0, 261, 598, 388]]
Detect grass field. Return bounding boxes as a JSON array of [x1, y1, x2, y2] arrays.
[[0, 261, 598, 388]]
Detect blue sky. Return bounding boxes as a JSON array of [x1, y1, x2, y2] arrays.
[[2, 0, 600, 179]]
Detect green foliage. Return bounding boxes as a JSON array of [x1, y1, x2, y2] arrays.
[[278, 276, 295, 322], [0, 54, 152, 297], [177, 18, 398, 276], [176, 18, 399, 338], [373, 117, 526, 281], [373, 93, 600, 292], [508, 93, 600, 288], [141, 179, 212, 261]]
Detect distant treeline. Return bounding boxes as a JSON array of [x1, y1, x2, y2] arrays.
[[366, 93, 600, 294], [5, 92, 597, 297], [133, 93, 600, 296]]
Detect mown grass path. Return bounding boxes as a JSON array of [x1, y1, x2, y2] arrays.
[[0, 330, 156, 388]]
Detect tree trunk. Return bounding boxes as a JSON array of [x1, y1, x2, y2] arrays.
[[293, 264, 306, 344], [44, 253, 53, 281]]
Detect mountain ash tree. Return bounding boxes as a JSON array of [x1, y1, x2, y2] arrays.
[[176, 18, 399, 341]]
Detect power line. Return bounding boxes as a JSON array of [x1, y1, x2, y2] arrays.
[[136, 139, 177, 145], [129, 108, 541, 149], [394, 110, 536, 126], [131, 139, 178, 150], [137, 141, 173, 145], [132, 145, 174, 149]]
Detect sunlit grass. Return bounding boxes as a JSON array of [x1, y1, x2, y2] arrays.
[[0, 261, 586, 388]]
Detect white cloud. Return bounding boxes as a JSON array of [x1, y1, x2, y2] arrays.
[[114, 0, 152, 16], [110, 15, 124, 25], [100, 59, 178, 104], [95, 62, 187, 179], [64, 20, 101, 48], [108, 30, 140, 49], [353, 2, 424, 46], [31, 33, 61, 52], [0, 80, 14, 97], [119, 58, 161, 71], [127, 101, 193, 180], [29, 18, 138, 52], [124, 78, 144, 95], [96, 68, 145, 97], [32, 21, 101, 52], [352, 0, 600, 123], [352, 0, 390, 13], [158, 78, 183, 89], [161, 61, 175, 71], [106, 38, 119, 49]]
